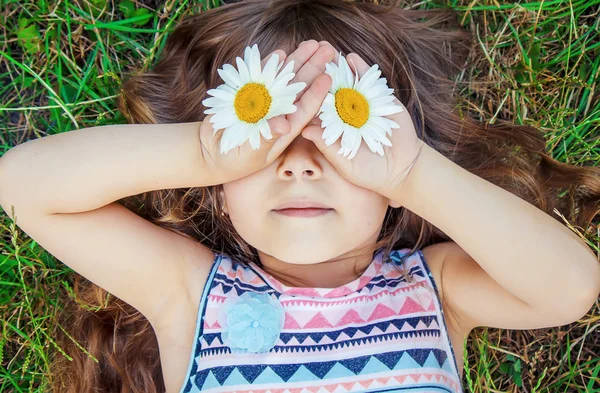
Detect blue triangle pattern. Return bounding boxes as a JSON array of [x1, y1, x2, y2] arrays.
[[201, 330, 443, 357], [339, 355, 371, 374], [199, 370, 220, 390], [237, 364, 268, 384], [303, 360, 337, 379], [287, 365, 321, 383], [195, 348, 448, 389], [221, 367, 248, 386], [212, 366, 236, 385], [270, 363, 303, 382], [360, 356, 389, 374], [252, 366, 284, 385], [203, 315, 438, 350]]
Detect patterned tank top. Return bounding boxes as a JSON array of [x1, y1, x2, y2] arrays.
[[179, 248, 463, 393]]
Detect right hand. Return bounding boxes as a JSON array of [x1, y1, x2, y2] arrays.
[[198, 40, 338, 185]]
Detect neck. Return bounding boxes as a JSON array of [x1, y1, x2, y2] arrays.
[[257, 244, 380, 288]]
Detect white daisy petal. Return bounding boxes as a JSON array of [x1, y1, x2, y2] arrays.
[[370, 115, 397, 136], [356, 65, 381, 92], [259, 119, 273, 140], [236, 56, 250, 84], [206, 88, 235, 101], [215, 83, 238, 95], [364, 84, 390, 100], [278, 81, 307, 97], [363, 133, 384, 156], [212, 113, 238, 131], [218, 64, 242, 89], [370, 94, 396, 107], [219, 125, 239, 154], [244, 45, 253, 66], [338, 56, 351, 88], [249, 44, 262, 82], [340, 125, 355, 150], [267, 102, 297, 117], [348, 131, 363, 159], [323, 126, 344, 145], [249, 124, 261, 150], [269, 74, 295, 95], [231, 122, 250, 150], [276, 59, 286, 73], [319, 111, 337, 126], [325, 62, 341, 91], [384, 116, 402, 128], [262, 52, 280, 88], [202, 96, 230, 108], [372, 104, 404, 116]]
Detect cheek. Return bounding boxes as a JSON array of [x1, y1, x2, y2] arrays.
[[343, 190, 389, 227], [222, 179, 263, 218]]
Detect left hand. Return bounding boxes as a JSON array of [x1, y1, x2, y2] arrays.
[[301, 52, 425, 200]]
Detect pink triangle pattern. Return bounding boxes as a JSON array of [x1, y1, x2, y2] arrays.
[[183, 248, 464, 393]]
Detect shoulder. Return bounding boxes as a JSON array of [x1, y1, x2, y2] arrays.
[[417, 241, 469, 335], [419, 242, 452, 303]]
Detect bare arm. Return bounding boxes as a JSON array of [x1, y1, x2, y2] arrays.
[[0, 122, 217, 326], [393, 143, 600, 332], [0, 121, 208, 215]]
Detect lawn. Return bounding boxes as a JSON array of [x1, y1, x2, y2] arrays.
[[1, 0, 599, 392]]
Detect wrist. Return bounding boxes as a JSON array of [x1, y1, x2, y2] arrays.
[[385, 140, 435, 207]]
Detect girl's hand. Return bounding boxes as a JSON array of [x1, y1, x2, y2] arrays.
[[301, 52, 425, 200], [199, 40, 337, 185]]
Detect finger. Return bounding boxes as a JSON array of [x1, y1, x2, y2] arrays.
[[287, 72, 332, 135], [301, 124, 355, 170], [280, 39, 321, 74], [308, 116, 322, 127], [290, 42, 337, 99], [345, 52, 371, 78], [225, 116, 289, 160], [318, 40, 340, 62], [261, 50, 286, 69], [262, 74, 331, 162]]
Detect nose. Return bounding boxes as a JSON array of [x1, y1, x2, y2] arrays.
[[276, 135, 323, 180]]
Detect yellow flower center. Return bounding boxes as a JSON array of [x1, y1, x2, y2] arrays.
[[234, 83, 272, 123], [334, 88, 369, 128]]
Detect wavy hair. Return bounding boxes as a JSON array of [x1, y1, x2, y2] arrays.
[[49, 1, 599, 392]]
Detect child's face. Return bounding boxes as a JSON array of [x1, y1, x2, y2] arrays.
[[220, 133, 399, 264]]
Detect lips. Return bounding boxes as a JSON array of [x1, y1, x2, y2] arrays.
[[274, 208, 334, 217], [272, 199, 334, 218], [273, 200, 333, 210]]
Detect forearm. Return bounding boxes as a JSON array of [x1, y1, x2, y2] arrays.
[[392, 143, 600, 309], [0, 122, 208, 215]]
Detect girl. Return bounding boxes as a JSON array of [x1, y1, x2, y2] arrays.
[[1, 1, 599, 392]]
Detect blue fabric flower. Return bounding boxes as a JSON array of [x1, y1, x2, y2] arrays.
[[218, 292, 285, 355]]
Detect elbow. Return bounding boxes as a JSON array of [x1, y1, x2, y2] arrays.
[[565, 275, 600, 324], [563, 253, 600, 323], [0, 150, 22, 218]]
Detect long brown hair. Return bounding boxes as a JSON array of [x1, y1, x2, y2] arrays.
[[49, 1, 599, 392]]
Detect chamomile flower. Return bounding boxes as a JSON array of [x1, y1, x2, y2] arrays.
[[317, 54, 404, 160], [202, 44, 306, 154]]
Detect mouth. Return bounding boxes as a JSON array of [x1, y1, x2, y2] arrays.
[[273, 208, 335, 217]]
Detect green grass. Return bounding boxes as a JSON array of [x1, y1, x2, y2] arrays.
[[1, 0, 599, 392]]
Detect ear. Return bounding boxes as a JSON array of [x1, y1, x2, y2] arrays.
[[388, 198, 402, 209], [219, 188, 228, 214]]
